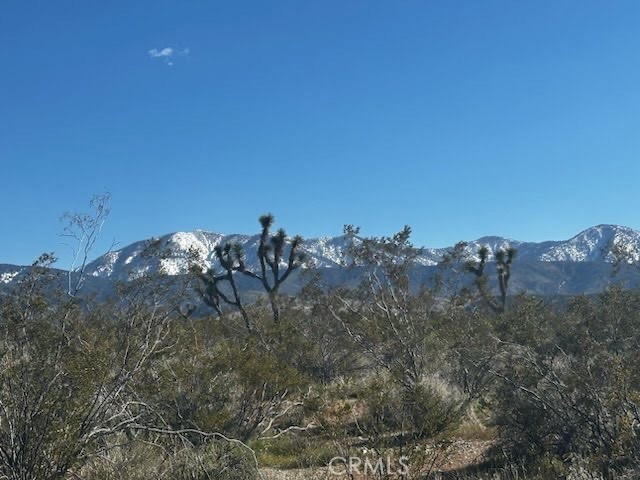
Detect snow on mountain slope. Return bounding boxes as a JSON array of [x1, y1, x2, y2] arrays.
[[540, 225, 640, 262], [0, 271, 20, 284], [82, 225, 640, 280], [84, 231, 352, 281], [0, 265, 26, 284]]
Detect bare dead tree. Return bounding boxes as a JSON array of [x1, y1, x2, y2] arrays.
[[60, 192, 114, 297]]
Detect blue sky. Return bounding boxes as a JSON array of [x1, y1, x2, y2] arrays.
[[2, 1, 640, 267]]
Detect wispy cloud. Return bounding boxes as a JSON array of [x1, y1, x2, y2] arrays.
[[148, 47, 189, 66]]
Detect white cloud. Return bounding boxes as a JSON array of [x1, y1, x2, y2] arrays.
[[148, 46, 189, 66], [149, 47, 174, 58]]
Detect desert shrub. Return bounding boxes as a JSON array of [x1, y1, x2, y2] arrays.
[[487, 289, 640, 478], [80, 440, 258, 480], [252, 435, 336, 469], [149, 310, 314, 444], [169, 441, 259, 480], [0, 259, 187, 480]]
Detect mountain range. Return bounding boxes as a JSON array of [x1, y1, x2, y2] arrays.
[[2, 224, 640, 297]]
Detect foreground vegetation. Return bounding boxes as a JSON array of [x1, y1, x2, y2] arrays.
[[0, 213, 639, 479]]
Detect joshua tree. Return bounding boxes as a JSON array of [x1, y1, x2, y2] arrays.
[[466, 245, 516, 312], [237, 214, 306, 323], [195, 242, 253, 332], [495, 247, 516, 310], [194, 214, 306, 328]]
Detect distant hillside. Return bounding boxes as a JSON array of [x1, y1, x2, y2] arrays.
[[2, 225, 639, 300]]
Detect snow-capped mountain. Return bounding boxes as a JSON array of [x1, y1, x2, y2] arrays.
[[84, 231, 351, 281], [539, 225, 640, 262], [82, 224, 640, 281]]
